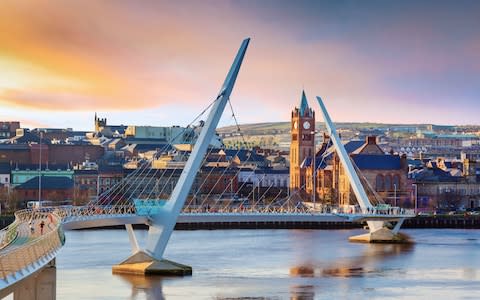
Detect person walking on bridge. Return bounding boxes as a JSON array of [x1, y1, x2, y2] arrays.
[[40, 220, 45, 235]]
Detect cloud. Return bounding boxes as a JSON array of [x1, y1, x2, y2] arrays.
[[0, 0, 479, 126]]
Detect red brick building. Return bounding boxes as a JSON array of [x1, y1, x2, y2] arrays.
[[15, 176, 74, 205]]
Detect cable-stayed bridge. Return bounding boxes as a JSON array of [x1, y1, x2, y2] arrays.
[[0, 38, 414, 299]]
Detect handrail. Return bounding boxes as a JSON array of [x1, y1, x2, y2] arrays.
[[0, 210, 64, 281]]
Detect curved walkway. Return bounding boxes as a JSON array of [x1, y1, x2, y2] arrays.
[[0, 210, 64, 296]]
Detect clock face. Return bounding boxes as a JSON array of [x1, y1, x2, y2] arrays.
[[303, 121, 310, 130], [293, 121, 298, 129]]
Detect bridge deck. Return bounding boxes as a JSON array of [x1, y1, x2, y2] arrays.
[[0, 206, 415, 294]]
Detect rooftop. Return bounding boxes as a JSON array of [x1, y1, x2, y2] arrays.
[[16, 176, 74, 190]]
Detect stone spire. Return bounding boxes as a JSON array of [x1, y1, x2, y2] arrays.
[[299, 90, 309, 116]]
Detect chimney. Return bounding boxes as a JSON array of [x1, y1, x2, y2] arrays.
[[366, 136, 377, 145]]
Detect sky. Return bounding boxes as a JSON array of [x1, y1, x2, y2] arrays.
[[0, 0, 479, 131]]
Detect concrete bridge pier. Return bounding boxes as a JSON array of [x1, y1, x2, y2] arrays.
[[13, 259, 56, 300]]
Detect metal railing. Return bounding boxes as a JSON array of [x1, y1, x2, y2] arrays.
[[0, 210, 64, 281]]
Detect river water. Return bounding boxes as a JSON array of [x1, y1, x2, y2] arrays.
[[50, 229, 480, 299]]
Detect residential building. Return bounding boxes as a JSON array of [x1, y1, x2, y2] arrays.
[[15, 176, 74, 205], [0, 122, 20, 139], [11, 164, 74, 187]]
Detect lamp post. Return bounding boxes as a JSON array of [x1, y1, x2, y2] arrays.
[[394, 183, 397, 207], [311, 130, 317, 206], [38, 131, 43, 208], [413, 183, 418, 214]]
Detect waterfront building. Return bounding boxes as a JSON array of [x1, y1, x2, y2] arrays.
[[238, 168, 289, 188], [11, 164, 74, 187], [306, 136, 409, 207], [15, 176, 74, 205], [411, 157, 480, 210]]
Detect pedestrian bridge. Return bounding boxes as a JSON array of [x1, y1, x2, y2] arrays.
[[0, 38, 416, 298], [0, 204, 415, 297]]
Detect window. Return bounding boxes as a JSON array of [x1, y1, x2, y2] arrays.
[[302, 134, 312, 141], [385, 175, 392, 191], [376, 175, 384, 192]]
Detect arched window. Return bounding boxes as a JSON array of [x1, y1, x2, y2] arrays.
[[384, 175, 392, 191], [376, 174, 384, 192]]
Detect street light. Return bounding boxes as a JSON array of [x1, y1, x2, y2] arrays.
[[394, 183, 397, 207], [311, 130, 317, 205], [38, 131, 43, 208], [413, 183, 418, 214]]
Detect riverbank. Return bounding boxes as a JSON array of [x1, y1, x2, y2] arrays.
[[403, 215, 480, 229]]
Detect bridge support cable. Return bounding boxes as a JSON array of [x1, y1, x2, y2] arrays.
[[182, 147, 231, 210], [351, 157, 385, 206], [133, 146, 216, 208], [91, 97, 220, 208], [186, 98, 264, 213], [104, 38, 255, 276], [120, 137, 217, 206], [105, 97, 227, 210]]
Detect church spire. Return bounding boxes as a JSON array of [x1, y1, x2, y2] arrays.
[[299, 90, 309, 116]]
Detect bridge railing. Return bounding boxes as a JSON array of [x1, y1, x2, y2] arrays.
[[0, 222, 19, 250], [0, 209, 34, 250], [0, 210, 65, 281], [334, 206, 416, 216], [58, 204, 137, 221]]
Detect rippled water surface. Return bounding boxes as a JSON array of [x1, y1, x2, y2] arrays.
[[52, 229, 480, 299]]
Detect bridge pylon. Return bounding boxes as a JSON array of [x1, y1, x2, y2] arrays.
[[112, 38, 250, 276], [315, 96, 411, 243]]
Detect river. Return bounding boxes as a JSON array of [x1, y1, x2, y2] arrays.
[[49, 229, 480, 299]]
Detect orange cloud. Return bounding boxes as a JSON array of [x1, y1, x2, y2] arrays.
[[1, 1, 478, 126]]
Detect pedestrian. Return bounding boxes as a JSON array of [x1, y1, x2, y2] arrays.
[[40, 220, 45, 235]]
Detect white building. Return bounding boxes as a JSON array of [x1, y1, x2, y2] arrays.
[[0, 163, 11, 187], [239, 169, 289, 188], [125, 123, 222, 147]]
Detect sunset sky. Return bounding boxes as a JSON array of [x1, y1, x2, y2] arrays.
[[0, 0, 479, 130]]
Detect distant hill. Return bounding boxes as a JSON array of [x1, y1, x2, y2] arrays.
[[218, 122, 430, 135], [217, 122, 477, 150]]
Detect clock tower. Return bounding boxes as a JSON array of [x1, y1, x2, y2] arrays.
[[290, 90, 315, 192]]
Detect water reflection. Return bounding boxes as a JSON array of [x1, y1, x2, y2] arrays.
[[56, 229, 480, 299], [115, 273, 165, 300], [290, 285, 315, 300], [290, 243, 414, 279]]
